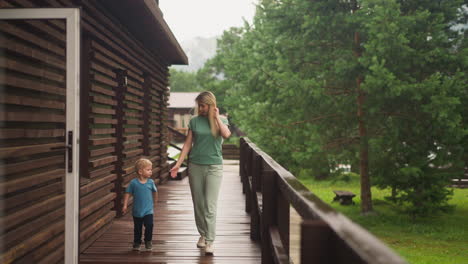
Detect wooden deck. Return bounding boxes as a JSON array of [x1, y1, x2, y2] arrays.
[[80, 160, 261, 264]]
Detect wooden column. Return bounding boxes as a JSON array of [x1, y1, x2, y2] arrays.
[[142, 73, 151, 156], [113, 69, 127, 217], [80, 36, 91, 178], [245, 146, 253, 214], [301, 220, 333, 263], [277, 190, 290, 256], [250, 153, 262, 241], [240, 138, 246, 188], [252, 153, 262, 192], [261, 170, 277, 264]]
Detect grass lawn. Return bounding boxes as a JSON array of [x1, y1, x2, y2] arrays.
[[299, 175, 468, 264]]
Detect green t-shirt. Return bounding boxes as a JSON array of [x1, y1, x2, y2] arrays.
[[189, 116, 229, 165]]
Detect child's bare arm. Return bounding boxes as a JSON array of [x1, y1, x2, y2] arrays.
[[122, 193, 130, 214]]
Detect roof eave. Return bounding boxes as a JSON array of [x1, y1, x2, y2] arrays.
[[99, 0, 188, 65]]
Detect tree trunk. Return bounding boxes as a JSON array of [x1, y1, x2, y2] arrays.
[[391, 186, 397, 201], [354, 30, 373, 214]]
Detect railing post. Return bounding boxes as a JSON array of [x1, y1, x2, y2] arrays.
[[261, 169, 277, 264], [277, 190, 290, 256], [250, 153, 262, 241], [240, 138, 246, 190], [302, 221, 367, 264], [245, 146, 253, 214], [252, 153, 262, 192], [301, 220, 333, 263]]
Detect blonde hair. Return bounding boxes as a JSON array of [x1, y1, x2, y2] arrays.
[[196, 91, 219, 137], [135, 158, 152, 175]]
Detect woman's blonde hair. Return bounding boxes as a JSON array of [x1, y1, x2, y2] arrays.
[[195, 91, 219, 137]]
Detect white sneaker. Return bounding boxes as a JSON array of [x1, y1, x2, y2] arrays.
[[205, 242, 214, 255], [197, 236, 206, 248]]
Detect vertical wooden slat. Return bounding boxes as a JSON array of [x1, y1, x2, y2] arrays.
[[277, 190, 290, 257], [244, 152, 251, 214], [239, 138, 245, 186], [80, 35, 91, 179], [261, 169, 277, 264], [250, 153, 262, 241], [301, 220, 333, 264], [252, 152, 262, 192], [142, 73, 151, 156], [113, 69, 127, 217], [246, 145, 253, 178], [245, 146, 253, 214], [240, 138, 249, 195]]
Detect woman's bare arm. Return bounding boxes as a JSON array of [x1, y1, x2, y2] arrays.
[[170, 130, 193, 178]]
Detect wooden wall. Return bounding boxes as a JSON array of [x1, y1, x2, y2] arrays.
[[0, 4, 67, 263], [1, 0, 173, 262]]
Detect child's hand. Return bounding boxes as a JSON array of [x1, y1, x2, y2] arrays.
[[122, 205, 127, 214], [170, 165, 180, 178]]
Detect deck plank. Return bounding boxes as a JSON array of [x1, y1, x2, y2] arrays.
[[80, 160, 261, 264]]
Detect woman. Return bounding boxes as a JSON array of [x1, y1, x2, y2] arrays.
[[170, 91, 231, 255]]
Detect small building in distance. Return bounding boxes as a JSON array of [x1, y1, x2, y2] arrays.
[[168, 92, 198, 135]]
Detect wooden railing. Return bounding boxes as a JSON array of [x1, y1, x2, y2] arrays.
[[239, 137, 407, 264], [167, 125, 187, 144], [222, 143, 240, 160]]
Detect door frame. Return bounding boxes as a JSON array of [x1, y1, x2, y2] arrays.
[[0, 8, 80, 264]]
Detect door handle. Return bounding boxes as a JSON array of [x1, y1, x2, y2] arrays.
[[49, 131, 73, 172], [66, 131, 73, 173]]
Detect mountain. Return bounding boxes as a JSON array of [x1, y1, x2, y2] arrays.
[[172, 36, 218, 72]]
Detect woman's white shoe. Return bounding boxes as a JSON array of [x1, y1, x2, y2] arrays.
[[197, 236, 206, 248], [205, 242, 214, 255]]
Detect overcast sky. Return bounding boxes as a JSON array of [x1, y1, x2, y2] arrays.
[[159, 0, 258, 42]]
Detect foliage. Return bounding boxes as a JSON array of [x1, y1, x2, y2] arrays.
[[360, 0, 467, 215], [168, 68, 203, 92], [196, 0, 468, 215]]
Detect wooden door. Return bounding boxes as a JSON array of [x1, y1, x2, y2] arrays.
[[0, 8, 80, 264]]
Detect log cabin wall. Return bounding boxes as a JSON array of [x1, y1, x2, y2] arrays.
[[0, 1, 67, 263], [1, 0, 181, 262]]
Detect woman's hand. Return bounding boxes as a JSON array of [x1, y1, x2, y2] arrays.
[[122, 205, 127, 214], [213, 107, 220, 119], [170, 164, 180, 178]]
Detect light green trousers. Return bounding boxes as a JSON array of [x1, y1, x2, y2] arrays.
[[188, 162, 223, 243]]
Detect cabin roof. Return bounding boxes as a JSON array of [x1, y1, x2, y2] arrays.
[[100, 0, 188, 65]]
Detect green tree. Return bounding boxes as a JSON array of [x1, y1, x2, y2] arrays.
[[198, 0, 467, 215], [168, 68, 202, 92], [360, 0, 467, 215]]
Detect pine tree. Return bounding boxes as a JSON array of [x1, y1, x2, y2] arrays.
[[197, 0, 467, 215]]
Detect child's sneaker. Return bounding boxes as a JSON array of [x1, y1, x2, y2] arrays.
[[132, 243, 141, 251], [196, 236, 206, 248], [205, 242, 214, 255], [145, 241, 153, 251]]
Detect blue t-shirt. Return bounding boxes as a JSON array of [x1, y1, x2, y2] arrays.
[[126, 178, 157, 218]]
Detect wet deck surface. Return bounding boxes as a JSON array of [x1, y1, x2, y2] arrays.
[[80, 160, 261, 264]]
